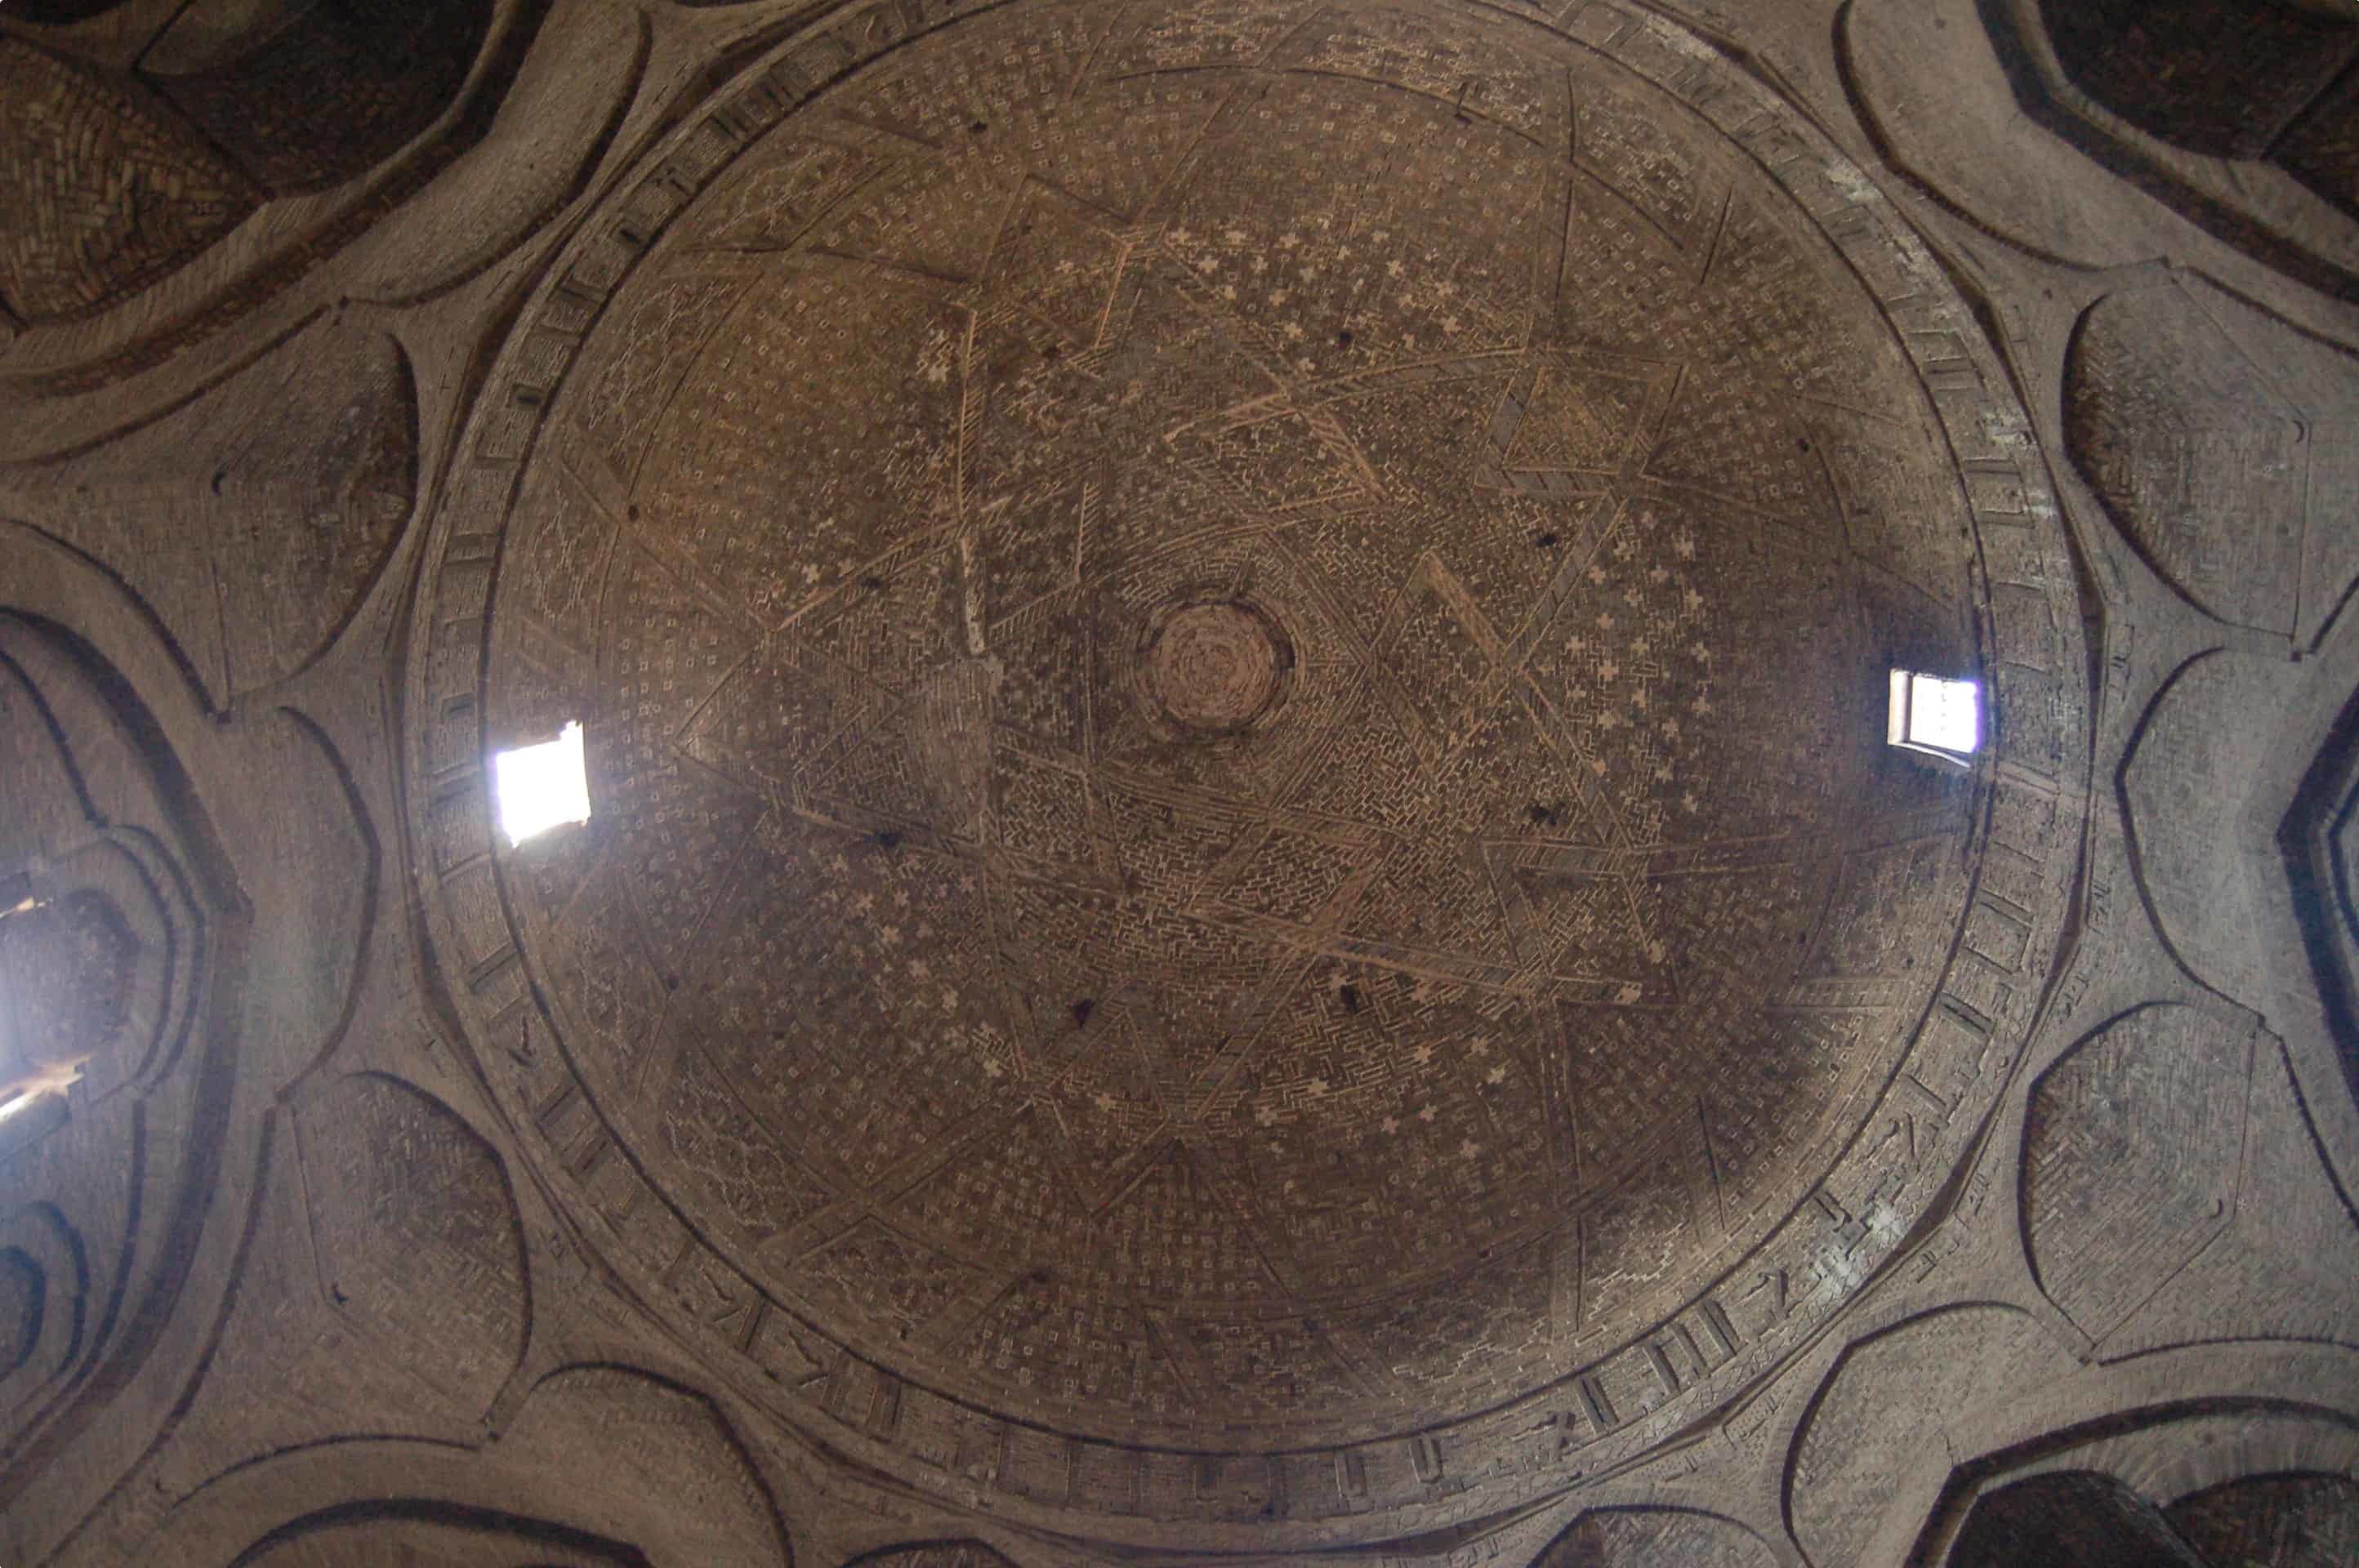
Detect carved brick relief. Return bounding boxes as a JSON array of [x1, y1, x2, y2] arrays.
[[0, 0, 2351, 1561], [407, 0, 2085, 1544]]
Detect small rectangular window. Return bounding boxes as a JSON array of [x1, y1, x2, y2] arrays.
[[1889, 670, 1980, 760], [493, 721, 591, 845]]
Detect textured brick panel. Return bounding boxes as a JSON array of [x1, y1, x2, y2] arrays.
[[2023, 1006, 2247, 1344], [2070, 272, 2359, 648], [0, 39, 256, 323], [297, 1074, 528, 1405]]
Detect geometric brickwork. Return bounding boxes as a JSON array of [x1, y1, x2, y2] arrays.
[[365, 0, 2099, 1544], [484, 0, 1988, 1456], [29, 0, 2352, 1561]]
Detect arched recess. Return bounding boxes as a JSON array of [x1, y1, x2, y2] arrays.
[[1933, 1451, 2359, 1566], [1949, 1472, 2208, 1567], [0, 1247, 41, 1377], [1978, 0, 2359, 297], [1894, 1379, 2359, 1566], [2061, 276, 2359, 652], [0, 513, 376, 1568], [8, 319, 420, 709], [138, 0, 497, 194], [0, 0, 548, 338], [2034, 0, 2357, 163], [0, 1204, 89, 1432], [2283, 679, 2359, 1113], [1786, 1304, 2078, 1568], [2168, 1472, 2359, 1567], [0, 606, 245, 1561]]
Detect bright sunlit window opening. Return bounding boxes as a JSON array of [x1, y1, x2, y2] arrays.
[[493, 722, 591, 846], [1889, 670, 1980, 760]]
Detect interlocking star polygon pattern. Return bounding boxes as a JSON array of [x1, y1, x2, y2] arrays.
[[485, 0, 1982, 1446]]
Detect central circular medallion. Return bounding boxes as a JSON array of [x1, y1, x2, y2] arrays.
[[452, 0, 2068, 1483], [1138, 597, 1293, 736]]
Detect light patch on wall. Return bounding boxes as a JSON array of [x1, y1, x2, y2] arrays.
[[1889, 670, 1979, 760], [493, 722, 591, 845], [0, 1091, 35, 1124]]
